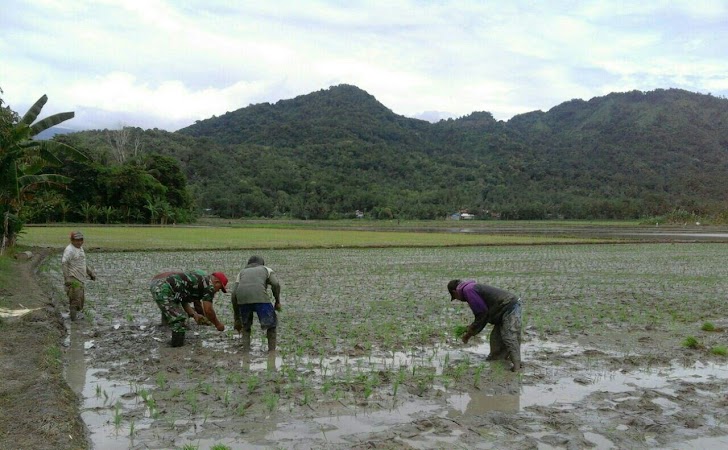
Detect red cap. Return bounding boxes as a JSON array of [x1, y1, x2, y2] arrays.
[[212, 272, 228, 292]]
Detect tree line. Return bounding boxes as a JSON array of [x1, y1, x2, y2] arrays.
[[3, 84, 728, 246]]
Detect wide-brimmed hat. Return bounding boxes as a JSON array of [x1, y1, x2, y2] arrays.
[[70, 231, 84, 240]]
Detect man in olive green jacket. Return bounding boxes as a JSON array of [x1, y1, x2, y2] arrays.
[[231, 255, 281, 352]]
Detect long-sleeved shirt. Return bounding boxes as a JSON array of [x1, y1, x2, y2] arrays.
[[456, 280, 518, 334]]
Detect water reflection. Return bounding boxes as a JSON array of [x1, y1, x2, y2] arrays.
[[65, 324, 86, 395], [448, 391, 520, 415]]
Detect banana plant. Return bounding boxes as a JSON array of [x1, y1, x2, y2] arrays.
[[0, 94, 89, 212]]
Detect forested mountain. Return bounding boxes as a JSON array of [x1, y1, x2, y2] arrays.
[[54, 85, 728, 221]]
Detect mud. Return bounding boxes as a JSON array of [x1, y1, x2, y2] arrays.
[[40, 245, 728, 449]]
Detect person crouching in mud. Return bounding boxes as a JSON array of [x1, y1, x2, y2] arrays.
[[448, 279, 523, 372], [150, 270, 227, 347]]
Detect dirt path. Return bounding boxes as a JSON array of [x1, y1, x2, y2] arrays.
[[0, 250, 87, 450]]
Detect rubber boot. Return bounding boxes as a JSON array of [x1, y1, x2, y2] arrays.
[[266, 328, 277, 353], [241, 330, 251, 353], [161, 313, 169, 326], [69, 306, 78, 321], [171, 331, 185, 347]]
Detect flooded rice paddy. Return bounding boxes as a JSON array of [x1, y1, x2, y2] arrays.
[[42, 243, 728, 449]]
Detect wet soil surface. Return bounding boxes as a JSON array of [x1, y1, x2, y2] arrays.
[[64, 325, 728, 450], [0, 250, 86, 450], [39, 244, 728, 450]]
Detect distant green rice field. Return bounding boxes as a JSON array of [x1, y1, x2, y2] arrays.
[[19, 225, 599, 251]]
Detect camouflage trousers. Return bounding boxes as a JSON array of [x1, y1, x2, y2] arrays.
[[150, 279, 187, 333], [488, 299, 522, 367], [65, 278, 85, 320]]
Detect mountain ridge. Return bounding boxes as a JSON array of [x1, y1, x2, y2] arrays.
[[62, 84, 728, 220]]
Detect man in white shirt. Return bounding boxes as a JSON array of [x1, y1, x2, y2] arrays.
[[61, 231, 96, 320]]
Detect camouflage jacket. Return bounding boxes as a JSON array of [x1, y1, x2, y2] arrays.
[[154, 269, 216, 304]]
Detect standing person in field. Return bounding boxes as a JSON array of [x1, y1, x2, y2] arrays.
[[150, 270, 227, 347], [61, 231, 96, 321], [231, 256, 282, 353], [448, 279, 523, 372]]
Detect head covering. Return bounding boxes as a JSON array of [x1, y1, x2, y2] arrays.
[[246, 255, 265, 267], [212, 272, 228, 292], [70, 231, 84, 240], [447, 279, 461, 300]]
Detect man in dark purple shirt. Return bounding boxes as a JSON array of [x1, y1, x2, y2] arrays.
[[448, 279, 523, 371]]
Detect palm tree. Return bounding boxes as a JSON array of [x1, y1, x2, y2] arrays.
[[1, 92, 88, 251]]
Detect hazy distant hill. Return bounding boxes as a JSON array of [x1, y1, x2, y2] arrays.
[[67, 85, 728, 220]]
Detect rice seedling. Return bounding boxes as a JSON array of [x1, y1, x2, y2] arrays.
[[711, 345, 727, 356], [113, 401, 122, 430], [701, 322, 716, 332], [185, 391, 198, 414], [156, 372, 167, 390], [682, 336, 700, 349], [247, 375, 260, 393], [264, 392, 279, 412], [473, 363, 485, 389]]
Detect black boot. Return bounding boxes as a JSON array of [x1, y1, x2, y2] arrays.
[[171, 331, 185, 347]]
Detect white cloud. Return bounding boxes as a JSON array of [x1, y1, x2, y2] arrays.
[[2, 0, 728, 130]]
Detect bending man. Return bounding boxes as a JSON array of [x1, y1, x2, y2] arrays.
[[150, 270, 227, 347], [231, 256, 281, 353], [448, 279, 523, 371]]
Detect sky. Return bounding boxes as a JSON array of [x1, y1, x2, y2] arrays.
[[2, 0, 728, 132]]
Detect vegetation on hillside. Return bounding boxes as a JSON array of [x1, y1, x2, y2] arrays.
[[5, 84, 728, 223]]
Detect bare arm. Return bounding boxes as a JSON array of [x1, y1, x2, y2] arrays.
[[182, 302, 199, 319], [202, 301, 225, 331]]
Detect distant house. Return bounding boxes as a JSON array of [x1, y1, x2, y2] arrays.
[[449, 212, 475, 220]]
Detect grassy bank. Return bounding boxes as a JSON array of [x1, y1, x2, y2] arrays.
[[18, 225, 600, 251]]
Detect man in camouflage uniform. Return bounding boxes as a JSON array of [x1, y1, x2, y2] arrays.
[[150, 269, 228, 347], [61, 230, 96, 320], [448, 279, 523, 371]]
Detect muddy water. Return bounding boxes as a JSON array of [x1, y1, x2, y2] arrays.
[[51, 244, 728, 449], [64, 325, 728, 449]]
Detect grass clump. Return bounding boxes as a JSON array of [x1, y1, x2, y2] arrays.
[[453, 325, 468, 338], [711, 345, 727, 356], [701, 322, 716, 332], [682, 336, 700, 349]]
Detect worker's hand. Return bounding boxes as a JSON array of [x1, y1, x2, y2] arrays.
[[461, 333, 472, 344], [274, 301, 281, 312], [215, 323, 225, 332], [194, 314, 211, 325], [90, 273, 96, 281]]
